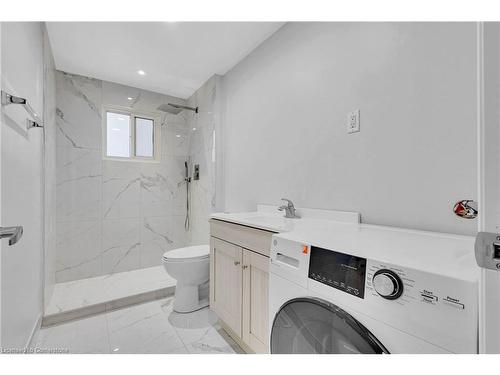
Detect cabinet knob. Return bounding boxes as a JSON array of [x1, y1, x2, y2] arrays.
[[242, 265, 248, 270], [234, 261, 241, 266]]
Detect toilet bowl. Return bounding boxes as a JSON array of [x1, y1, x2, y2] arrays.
[[162, 245, 210, 313]]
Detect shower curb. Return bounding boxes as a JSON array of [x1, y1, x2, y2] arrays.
[[41, 285, 175, 327]]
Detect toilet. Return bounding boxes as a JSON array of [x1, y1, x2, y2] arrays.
[[162, 245, 210, 313]]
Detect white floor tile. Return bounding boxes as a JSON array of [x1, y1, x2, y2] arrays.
[[160, 299, 240, 354], [34, 314, 110, 354], [177, 326, 238, 354], [106, 299, 185, 354], [37, 295, 243, 354]]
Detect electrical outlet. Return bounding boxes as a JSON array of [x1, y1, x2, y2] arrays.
[[347, 110, 360, 134]]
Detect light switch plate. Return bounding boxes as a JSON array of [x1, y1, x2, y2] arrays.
[[347, 109, 360, 134]]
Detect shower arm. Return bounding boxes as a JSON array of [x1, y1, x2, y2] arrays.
[[168, 103, 198, 113]]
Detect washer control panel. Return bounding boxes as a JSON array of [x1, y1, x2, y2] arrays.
[[363, 258, 478, 353], [372, 269, 404, 300], [365, 259, 474, 313]]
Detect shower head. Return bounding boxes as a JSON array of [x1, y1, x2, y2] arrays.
[[157, 103, 198, 115], [157, 103, 182, 115]]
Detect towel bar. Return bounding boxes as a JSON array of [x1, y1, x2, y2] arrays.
[[1, 90, 43, 129]]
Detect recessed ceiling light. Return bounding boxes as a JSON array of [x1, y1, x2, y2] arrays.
[[176, 134, 181, 138], [137, 70, 146, 76], [192, 128, 197, 131], [127, 97, 133, 101]]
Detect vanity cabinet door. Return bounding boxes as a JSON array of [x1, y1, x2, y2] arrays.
[[210, 237, 243, 337], [242, 249, 270, 353]]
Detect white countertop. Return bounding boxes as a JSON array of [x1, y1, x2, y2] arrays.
[[211, 204, 360, 232], [211, 205, 479, 281]]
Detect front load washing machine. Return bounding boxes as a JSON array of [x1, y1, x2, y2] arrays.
[[269, 225, 479, 354]]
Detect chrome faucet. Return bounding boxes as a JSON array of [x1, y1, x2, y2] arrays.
[[278, 198, 300, 219]]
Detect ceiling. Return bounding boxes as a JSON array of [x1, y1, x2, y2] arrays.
[[46, 22, 284, 99]]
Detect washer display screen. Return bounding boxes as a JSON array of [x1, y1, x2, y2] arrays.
[[308, 247, 367, 299]]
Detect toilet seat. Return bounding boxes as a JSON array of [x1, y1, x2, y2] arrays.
[[162, 245, 209, 263]]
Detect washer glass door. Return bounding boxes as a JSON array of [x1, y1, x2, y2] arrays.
[[271, 298, 388, 354]]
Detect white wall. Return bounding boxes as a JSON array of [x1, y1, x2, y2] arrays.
[[43, 25, 57, 311], [483, 22, 500, 234], [1, 22, 45, 348], [478, 22, 500, 354], [55, 72, 191, 282], [222, 22, 478, 235]]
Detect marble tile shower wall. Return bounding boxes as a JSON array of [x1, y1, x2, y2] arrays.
[[185, 75, 220, 245], [55, 71, 190, 283]]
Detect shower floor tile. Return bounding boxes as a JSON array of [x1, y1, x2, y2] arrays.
[[33, 297, 244, 354], [45, 266, 175, 316]]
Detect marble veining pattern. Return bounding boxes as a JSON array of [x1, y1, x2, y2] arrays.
[[55, 221, 103, 281], [143, 218, 174, 245], [35, 297, 243, 354], [55, 72, 102, 151], [56, 107, 101, 151], [59, 71, 101, 116], [141, 217, 179, 268], [101, 218, 142, 274], [102, 176, 142, 219], [55, 71, 192, 282]]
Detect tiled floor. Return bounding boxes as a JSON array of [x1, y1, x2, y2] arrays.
[[46, 266, 175, 315], [33, 297, 244, 354]]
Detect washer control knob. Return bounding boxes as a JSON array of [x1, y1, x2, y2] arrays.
[[373, 269, 404, 300]]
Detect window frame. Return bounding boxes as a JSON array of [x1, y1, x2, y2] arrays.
[[102, 105, 161, 163]]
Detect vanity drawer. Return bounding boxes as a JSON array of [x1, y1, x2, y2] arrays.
[[209, 219, 274, 257]]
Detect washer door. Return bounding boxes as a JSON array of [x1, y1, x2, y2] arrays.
[[270, 298, 389, 354]]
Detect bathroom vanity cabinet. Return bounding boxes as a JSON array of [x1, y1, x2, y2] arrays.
[[209, 219, 273, 354]]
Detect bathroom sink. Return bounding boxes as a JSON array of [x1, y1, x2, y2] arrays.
[[241, 215, 295, 232]]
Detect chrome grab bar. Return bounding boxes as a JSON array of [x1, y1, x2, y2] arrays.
[[0, 226, 23, 246], [1, 90, 43, 129]]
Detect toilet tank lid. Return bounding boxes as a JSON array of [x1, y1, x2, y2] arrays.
[[163, 245, 209, 260]]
